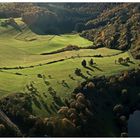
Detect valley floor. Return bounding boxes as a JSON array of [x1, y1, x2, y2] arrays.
[[0, 18, 140, 117]]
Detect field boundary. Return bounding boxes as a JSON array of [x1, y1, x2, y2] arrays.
[[0, 51, 124, 71]]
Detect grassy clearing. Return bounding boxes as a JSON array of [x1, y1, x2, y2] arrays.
[[0, 18, 93, 54]]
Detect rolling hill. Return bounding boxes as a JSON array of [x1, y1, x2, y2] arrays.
[[0, 3, 140, 137]]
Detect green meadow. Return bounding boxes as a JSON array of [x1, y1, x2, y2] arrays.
[[0, 18, 140, 117]]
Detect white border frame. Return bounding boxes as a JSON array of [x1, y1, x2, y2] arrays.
[[0, 0, 140, 3]]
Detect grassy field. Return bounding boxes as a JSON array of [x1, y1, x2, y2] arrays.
[[0, 17, 140, 117], [0, 18, 93, 67]]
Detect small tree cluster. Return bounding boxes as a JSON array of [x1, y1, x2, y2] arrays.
[[81, 59, 94, 67], [118, 57, 130, 64], [75, 68, 82, 76]]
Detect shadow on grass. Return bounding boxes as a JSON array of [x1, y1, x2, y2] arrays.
[[121, 63, 130, 67], [85, 66, 94, 71], [69, 75, 76, 80], [129, 61, 135, 64], [52, 102, 60, 110], [32, 97, 42, 109], [62, 82, 70, 88], [91, 65, 103, 72], [80, 73, 88, 80], [54, 96, 65, 106], [43, 102, 52, 114], [86, 71, 92, 76], [39, 98, 52, 114], [50, 105, 57, 113]]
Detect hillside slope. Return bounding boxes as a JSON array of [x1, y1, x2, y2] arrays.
[[80, 3, 140, 59], [0, 3, 118, 34]]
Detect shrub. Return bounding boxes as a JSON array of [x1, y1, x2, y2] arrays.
[[118, 57, 124, 64], [48, 75, 52, 79], [125, 57, 130, 62], [75, 68, 82, 76], [89, 58, 94, 66], [37, 74, 42, 78]]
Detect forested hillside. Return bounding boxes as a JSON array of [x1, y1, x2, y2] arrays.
[[0, 3, 139, 58], [80, 3, 140, 59], [0, 3, 117, 34]]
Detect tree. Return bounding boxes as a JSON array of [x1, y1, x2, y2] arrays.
[[89, 58, 94, 66], [81, 60, 86, 67], [75, 68, 81, 76], [125, 57, 130, 62], [37, 74, 42, 78], [118, 57, 124, 64], [86, 82, 95, 90]]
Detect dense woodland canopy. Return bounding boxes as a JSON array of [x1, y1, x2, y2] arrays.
[[80, 3, 140, 59]]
